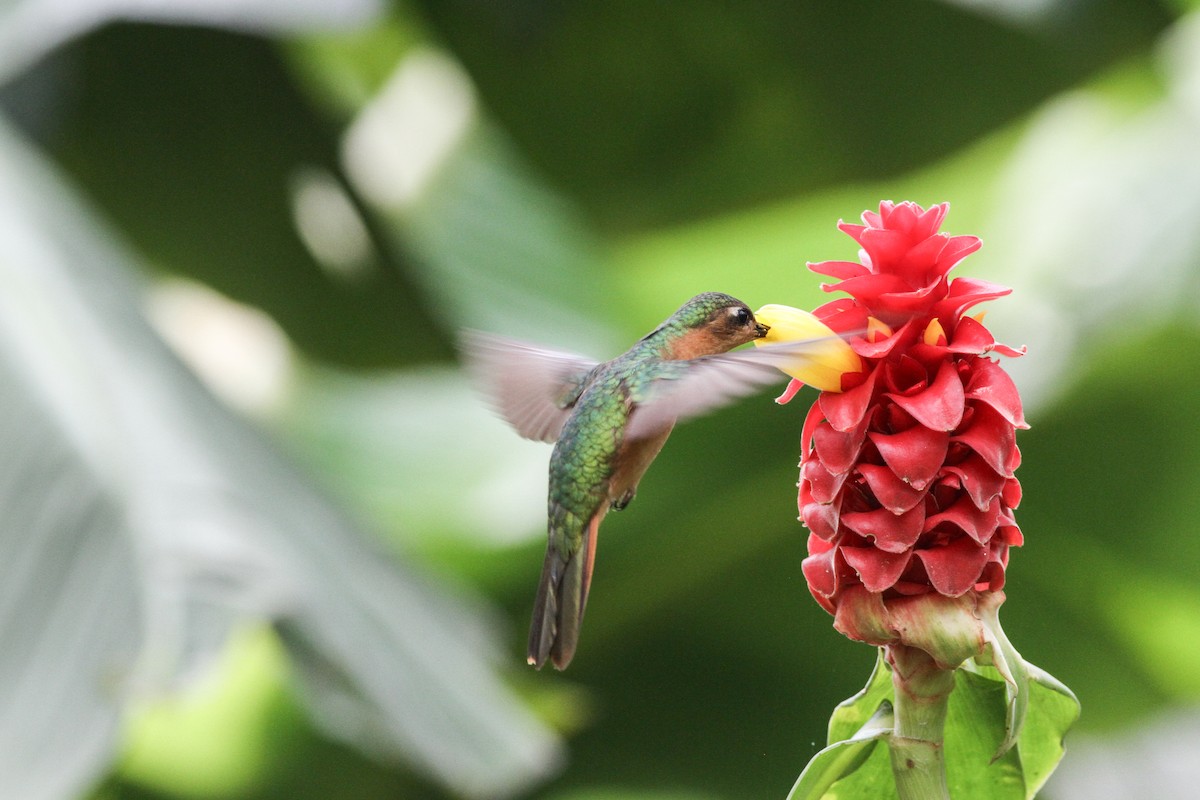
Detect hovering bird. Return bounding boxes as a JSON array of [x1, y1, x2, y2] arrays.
[[465, 292, 848, 670]]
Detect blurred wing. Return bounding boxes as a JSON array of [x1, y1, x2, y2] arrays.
[[462, 330, 600, 443], [625, 338, 838, 440]]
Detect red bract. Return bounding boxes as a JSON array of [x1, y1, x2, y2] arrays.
[[790, 202, 1027, 647]]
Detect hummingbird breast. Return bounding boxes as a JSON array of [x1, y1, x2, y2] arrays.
[[609, 422, 673, 505], [547, 353, 674, 519]]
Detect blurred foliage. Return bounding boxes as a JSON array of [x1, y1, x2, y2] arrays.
[[1, 0, 1199, 799], [1006, 324, 1200, 726], [416, 0, 1170, 230], [9, 22, 451, 367]]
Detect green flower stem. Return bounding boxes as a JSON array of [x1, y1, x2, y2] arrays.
[[887, 645, 955, 800]]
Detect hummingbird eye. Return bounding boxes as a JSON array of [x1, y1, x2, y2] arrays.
[[730, 306, 752, 327]]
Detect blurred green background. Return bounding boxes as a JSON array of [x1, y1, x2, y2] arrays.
[[0, 0, 1198, 798]]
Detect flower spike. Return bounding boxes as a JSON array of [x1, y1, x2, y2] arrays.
[[769, 202, 1078, 800]]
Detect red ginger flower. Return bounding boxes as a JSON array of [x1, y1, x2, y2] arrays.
[[762, 201, 1028, 654]]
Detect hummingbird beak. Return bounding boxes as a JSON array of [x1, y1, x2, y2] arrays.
[[754, 322, 771, 338]]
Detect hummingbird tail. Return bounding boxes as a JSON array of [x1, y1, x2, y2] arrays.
[[527, 514, 601, 670], [527, 549, 563, 670]]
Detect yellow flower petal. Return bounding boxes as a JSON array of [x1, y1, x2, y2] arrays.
[[923, 317, 946, 347], [867, 316, 893, 342], [752, 304, 863, 392]]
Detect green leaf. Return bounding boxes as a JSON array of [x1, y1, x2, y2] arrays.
[[784, 651, 896, 800], [1016, 665, 1082, 796], [791, 647, 1078, 800], [943, 669, 1024, 800], [942, 663, 1079, 800], [804, 741, 898, 800], [977, 596, 1032, 758], [787, 701, 893, 800], [827, 649, 894, 744]]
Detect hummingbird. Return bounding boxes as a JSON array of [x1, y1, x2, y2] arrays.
[[465, 292, 843, 670]]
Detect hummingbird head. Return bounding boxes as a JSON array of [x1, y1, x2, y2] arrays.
[[659, 293, 770, 359]]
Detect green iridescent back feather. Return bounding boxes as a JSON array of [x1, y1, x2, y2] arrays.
[[547, 356, 634, 542]]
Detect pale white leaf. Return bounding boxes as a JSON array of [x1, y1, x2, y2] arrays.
[[0, 114, 561, 799]]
